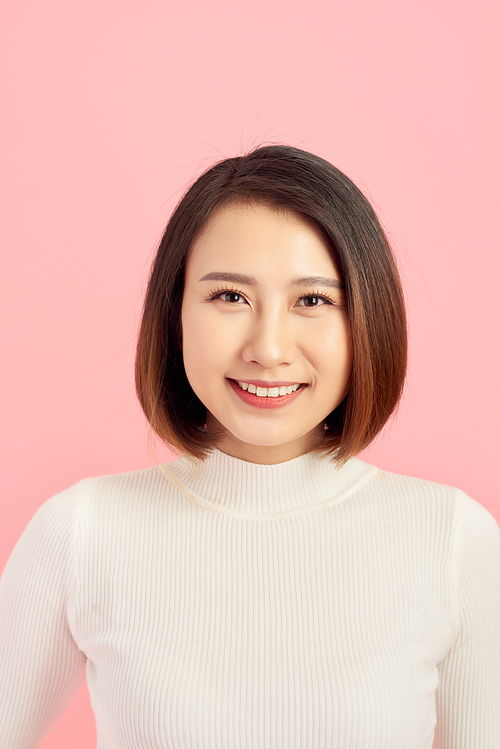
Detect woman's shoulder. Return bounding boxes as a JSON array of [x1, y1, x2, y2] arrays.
[[77, 464, 169, 498], [358, 458, 499, 536], [30, 464, 171, 528]]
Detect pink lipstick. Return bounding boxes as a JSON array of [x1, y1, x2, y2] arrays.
[[228, 378, 306, 409]]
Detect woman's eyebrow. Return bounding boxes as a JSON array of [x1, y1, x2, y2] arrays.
[[293, 275, 345, 290], [199, 272, 344, 290], [199, 271, 257, 285]]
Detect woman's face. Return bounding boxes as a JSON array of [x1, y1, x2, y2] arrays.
[[181, 202, 352, 464]]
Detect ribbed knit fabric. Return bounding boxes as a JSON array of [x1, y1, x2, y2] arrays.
[[1, 448, 499, 748]]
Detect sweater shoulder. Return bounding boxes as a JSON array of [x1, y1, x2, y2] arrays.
[[77, 464, 167, 497], [363, 462, 484, 508], [17, 466, 171, 551], [364, 462, 464, 499], [29, 465, 165, 516], [361, 461, 500, 545]]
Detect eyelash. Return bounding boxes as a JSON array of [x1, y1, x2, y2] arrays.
[[206, 286, 340, 307]]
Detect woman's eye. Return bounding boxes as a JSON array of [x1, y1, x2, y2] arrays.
[[213, 291, 246, 303], [296, 295, 332, 307]]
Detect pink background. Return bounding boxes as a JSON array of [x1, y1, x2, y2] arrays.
[[1, 0, 499, 746]]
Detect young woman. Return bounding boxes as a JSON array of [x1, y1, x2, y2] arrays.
[[1, 145, 499, 748]]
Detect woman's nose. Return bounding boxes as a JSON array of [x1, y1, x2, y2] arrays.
[[241, 312, 297, 368]]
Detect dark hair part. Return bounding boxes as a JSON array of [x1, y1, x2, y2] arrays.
[[135, 145, 407, 462]]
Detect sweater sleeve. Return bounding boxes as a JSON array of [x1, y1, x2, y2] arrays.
[[0, 485, 87, 749], [434, 492, 500, 748]]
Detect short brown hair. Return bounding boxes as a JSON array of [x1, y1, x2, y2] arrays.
[[135, 145, 407, 462]]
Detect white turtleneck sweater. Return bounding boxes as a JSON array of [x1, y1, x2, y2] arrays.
[[0, 449, 499, 749]]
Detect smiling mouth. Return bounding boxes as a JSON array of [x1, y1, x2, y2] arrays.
[[227, 378, 306, 409], [236, 381, 302, 398]]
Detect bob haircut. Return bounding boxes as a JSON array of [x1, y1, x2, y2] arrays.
[[135, 144, 407, 463]]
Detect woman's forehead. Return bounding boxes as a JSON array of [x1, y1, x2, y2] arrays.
[[186, 201, 340, 279]]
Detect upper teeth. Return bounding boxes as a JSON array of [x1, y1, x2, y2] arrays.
[[237, 382, 301, 397]]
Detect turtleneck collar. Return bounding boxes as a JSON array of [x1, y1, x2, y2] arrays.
[[160, 448, 375, 519]]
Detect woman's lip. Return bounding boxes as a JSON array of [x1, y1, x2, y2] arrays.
[[228, 378, 306, 387], [227, 378, 306, 409]]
